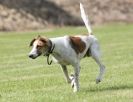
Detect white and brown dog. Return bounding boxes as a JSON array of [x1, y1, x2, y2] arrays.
[[29, 3, 105, 92]]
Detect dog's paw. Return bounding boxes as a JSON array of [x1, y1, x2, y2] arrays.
[[73, 87, 79, 93], [96, 78, 101, 84], [70, 74, 79, 92], [70, 74, 75, 88]]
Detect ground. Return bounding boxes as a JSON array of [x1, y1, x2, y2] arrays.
[[0, 24, 133, 102]]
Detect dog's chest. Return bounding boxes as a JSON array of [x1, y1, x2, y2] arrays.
[[52, 52, 71, 65]]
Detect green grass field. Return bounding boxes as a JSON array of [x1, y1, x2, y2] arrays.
[[0, 24, 133, 102]]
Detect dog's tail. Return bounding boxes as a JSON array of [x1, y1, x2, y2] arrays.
[[80, 3, 92, 35]]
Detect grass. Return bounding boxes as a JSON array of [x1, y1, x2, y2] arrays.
[[0, 23, 133, 102]]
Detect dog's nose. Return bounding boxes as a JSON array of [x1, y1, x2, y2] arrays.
[[29, 54, 34, 58]]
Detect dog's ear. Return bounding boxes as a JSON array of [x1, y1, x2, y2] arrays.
[[29, 38, 36, 47]]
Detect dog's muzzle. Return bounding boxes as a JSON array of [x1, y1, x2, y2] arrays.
[[29, 54, 36, 59], [29, 52, 42, 59]]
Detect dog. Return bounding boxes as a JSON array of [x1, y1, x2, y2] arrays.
[[28, 3, 105, 92]]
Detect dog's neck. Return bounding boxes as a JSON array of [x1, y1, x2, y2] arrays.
[[44, 39, 55, 65], [45, 40, 55, 56]]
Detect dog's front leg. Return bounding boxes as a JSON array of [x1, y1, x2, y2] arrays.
[[60, 65, 71, 83], [72, 63, 80, 92]]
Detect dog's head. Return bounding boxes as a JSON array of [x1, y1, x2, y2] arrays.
[[28, 35, 51, 59]]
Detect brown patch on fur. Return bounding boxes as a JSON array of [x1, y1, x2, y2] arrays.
[[29, 35, 49, 48], [36, 37, 50, 52], [38, 37, 47, 46], [69, 36, 86, 54]]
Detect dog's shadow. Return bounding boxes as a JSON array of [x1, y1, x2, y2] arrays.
[[82, 84, 133, 93]]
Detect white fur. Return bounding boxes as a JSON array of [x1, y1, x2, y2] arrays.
[[80, 3, 92, 34]]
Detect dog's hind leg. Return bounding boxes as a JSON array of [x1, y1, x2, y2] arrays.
[[60, 65, 71, 83], [90, 41, 105, 84]]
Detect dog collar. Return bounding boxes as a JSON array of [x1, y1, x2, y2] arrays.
[[48, 40, 55, 55], [45, 40, 55, 65]]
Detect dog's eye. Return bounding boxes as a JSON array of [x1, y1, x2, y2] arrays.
[[37, 45, 42, 49]]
